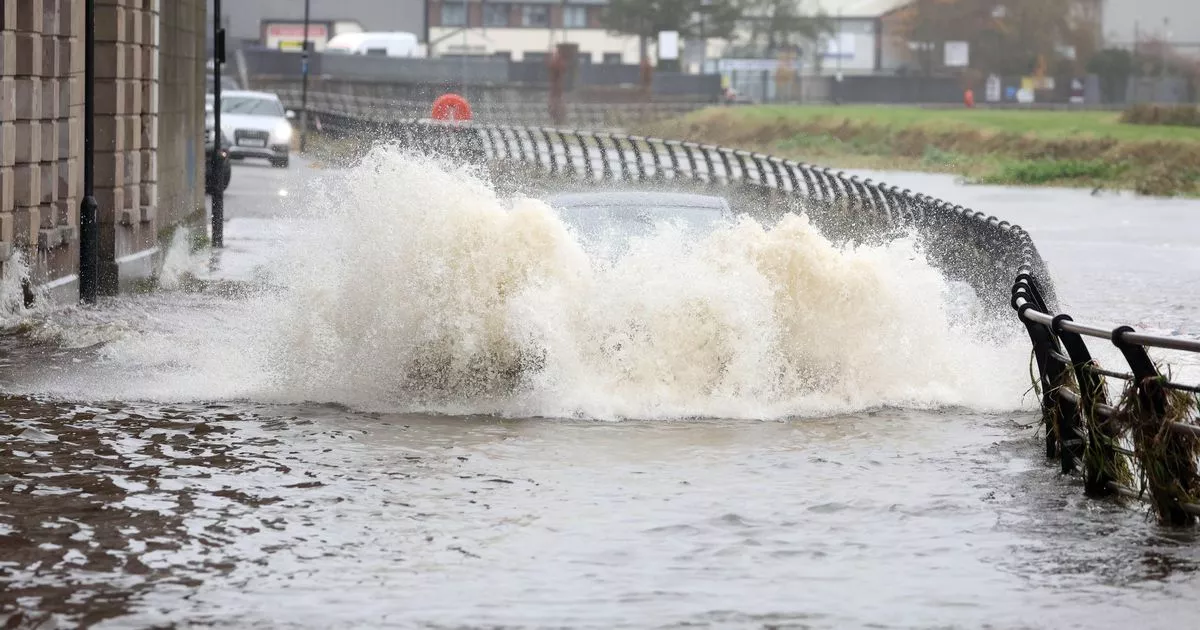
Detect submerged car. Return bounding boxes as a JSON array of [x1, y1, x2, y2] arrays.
[[210, 90, 296, 168], [546, 191, 734, 256]]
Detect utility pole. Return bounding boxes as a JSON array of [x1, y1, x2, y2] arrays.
[[212, 0, 226, 247], [299, 0, 312, 153], [1161, 17, 1170, 82], [80, 0, 98, 303]]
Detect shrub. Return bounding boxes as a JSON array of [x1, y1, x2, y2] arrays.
[[980, 159, 1118, 185], [1121, 104, 1200, 128]]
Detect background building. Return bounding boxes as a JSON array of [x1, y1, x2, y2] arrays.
[[427, 0, 643, 64], [2, 0, 207, 301], [1101, 0, 1199, 55], [206, 0, 426, 51]]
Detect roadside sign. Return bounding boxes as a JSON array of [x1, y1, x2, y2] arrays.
[[264, 22, 330, 51], [944, 41, 969, 67], [986, 74, 1001, 101], [659, 31, 680, 60]]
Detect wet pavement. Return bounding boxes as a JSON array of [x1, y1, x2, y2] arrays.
[[1, 155, 1199, 629]]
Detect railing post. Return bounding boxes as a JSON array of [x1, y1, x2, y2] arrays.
[[1015, 276, 1073, 465], [1112, 326, 1197, 526], [1053, 314, 1115, 496]]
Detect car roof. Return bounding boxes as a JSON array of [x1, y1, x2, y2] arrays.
[[547, 191, 730, 210], [219, 90, 281, 101]]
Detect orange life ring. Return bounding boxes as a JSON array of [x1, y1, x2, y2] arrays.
[[430, 93, 473, 121]]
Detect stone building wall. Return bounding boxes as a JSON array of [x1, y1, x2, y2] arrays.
[[0, 0, 206, 302]]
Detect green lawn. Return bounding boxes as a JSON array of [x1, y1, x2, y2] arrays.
[[729, 105, 1200, 143], [637, 105, 1200, 196]]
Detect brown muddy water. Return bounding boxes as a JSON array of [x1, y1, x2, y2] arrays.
[[2, 153, 1199, 629]]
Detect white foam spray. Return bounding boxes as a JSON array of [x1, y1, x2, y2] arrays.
[[157, 225, 195, 290], [19, 146, 1034, 418]]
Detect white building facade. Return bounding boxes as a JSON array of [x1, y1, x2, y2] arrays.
[[428, 0, 648, 64]]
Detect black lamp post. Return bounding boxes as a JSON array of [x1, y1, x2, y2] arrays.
[[299, 0, 311, 153], [80, 0, 98, 303], [211, 0, 226, 247]]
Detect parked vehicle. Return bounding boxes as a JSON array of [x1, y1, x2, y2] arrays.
[[324, 31, 424, 57], [204, 117, 232, 194], [210, 90, 295, 168], [545, 191, 733, 258]]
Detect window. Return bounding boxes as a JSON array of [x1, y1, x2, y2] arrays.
[[563, 6, 587, 28], [602, 52, 623, 65], [521, 5, 549, 27], [441, 3, 467, 27], [483, 3, 511, 26], [221, 96, 286, 117]]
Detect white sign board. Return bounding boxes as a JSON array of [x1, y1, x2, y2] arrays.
[[944, 41, 969, 67], [822, 33, 855, 58], [658, 30, 679, 60], [985, 74, 1001, 102]]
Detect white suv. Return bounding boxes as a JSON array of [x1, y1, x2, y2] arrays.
[[209, 90, 296, 168]]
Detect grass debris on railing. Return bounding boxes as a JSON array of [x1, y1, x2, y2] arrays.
[[1114, 375, 1200, 523], [1016, 274, 1200, 526]]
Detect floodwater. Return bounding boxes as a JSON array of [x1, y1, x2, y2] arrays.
[[2, 151, 1199, 629]]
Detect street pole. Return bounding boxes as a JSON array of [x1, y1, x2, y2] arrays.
[[212, 0, 225, 248], [79, 0, 98, 303], [299, 0, 311, 153]]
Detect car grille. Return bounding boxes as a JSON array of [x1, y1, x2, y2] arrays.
[[234, 129, 270, 143]]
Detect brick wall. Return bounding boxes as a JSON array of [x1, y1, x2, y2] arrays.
[[0, 0, 80, 286], [0, 0, 206, 300]]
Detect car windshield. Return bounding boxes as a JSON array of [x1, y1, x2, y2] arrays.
[[551, 199, 727, 257], [557, 205, 722, 235], [220, 96, 285, 117]]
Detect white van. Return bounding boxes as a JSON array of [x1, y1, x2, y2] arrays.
[[324, 32, 424, 58]]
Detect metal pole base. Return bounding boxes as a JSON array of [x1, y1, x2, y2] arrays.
[[79, 195, 99, 304]]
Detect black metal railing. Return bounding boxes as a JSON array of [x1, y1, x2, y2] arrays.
[[293, 99, 1200, 526], [1013, 274, 1200, 526], [281, 90, 714, 130], [305, 108, 1050, 311]]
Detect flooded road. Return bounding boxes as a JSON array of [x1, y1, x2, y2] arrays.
[[2, 154, 1199, 629]]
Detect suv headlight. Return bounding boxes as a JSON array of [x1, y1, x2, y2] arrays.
[[274, 122, 294, 143]]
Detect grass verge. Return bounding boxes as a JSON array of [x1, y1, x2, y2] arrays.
[[632, 106, 1200, 197]]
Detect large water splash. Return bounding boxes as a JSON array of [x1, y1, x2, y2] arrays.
[[248, 147, 1029, 418], [14, 146, 1032, 418]]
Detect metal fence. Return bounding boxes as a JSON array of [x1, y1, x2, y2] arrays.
[[296, 103, 1200, 527], [241, 48, 723, 99], [285, 90, 712, 129], [1013, 275, 1200, 526], [306, 106, 1049, 320]]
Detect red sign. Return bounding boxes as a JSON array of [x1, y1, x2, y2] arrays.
[[265, 23, 329, 39]]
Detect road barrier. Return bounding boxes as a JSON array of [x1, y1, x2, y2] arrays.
[[296, 99, 1200, 526]]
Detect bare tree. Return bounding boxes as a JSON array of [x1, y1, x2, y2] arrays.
[[894, 0, 1101, 76], [602, 0, 741, 66], [737, 0, 831, 57]]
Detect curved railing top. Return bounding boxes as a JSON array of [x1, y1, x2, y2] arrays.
[[307, 106, 1054, 312]]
